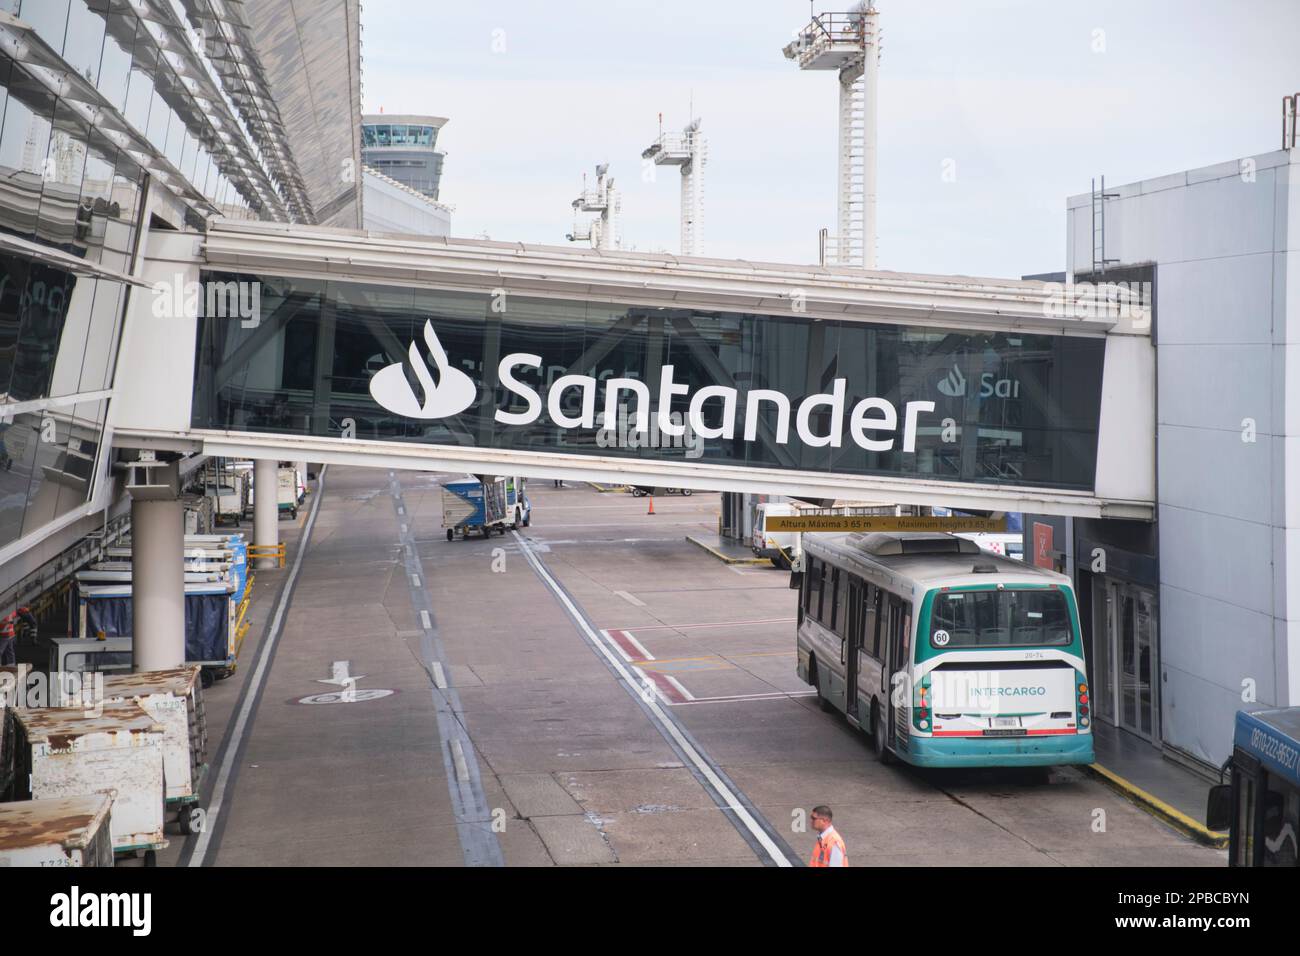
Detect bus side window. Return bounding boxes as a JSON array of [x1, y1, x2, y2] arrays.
[[808, 558, 823, 622], [864, 584, 879, 659], [816, 563, 827, 624], [829, 569, 841, 632], [902, 605, 913, 665]]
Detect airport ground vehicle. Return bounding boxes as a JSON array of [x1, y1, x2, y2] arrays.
[[442, 476, 530, 540], [795, 532, 1094, 769], [244, 466, 304, 519], [630, 486, 691, 497], [1207, 707, 1300, 866], [201, 477, 246, 525]]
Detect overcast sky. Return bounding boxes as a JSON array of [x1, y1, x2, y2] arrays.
[[361, 0, 1299, 279]]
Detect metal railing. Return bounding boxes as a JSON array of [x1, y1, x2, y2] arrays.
[[1285, 94, 1299, 150], [799, 12, 870, 46], [248, 543, 286, 568]]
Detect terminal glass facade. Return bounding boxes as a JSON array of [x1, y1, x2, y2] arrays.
[[0, 0, 287, 555], [192, 273, 1108, 492], [362, 124, 438, 149]]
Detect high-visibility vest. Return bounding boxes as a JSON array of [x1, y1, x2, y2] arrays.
[[0, 607, 31, 639], [809, 828, 848, 867]]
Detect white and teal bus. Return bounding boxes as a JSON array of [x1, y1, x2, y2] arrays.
[[796, 532, 1094, 768]]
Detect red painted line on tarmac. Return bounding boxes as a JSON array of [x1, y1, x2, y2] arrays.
[[606, 629, 645, 662], [643, 669, 687, 703], [608, 617, 795, 633]]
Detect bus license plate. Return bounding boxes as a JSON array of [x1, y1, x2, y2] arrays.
[[992, 717, 1021, 729]]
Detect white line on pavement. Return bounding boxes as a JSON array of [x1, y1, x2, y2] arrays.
[[420, 609, 432, 630], [622, 630, 655, 660], [664, 674, 696, 701], [189, 466, 328, 867], [613, 589, 647, 607], [511, 530, 792, 867]]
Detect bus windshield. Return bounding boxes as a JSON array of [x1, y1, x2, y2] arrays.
[[930, 587, 1073, 648]]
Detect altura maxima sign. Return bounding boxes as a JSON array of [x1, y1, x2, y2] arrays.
[[192, 272, 1111, 496]]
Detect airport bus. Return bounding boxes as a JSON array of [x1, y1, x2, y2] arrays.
[[795, 532, 1094, 768], [1206, 707, 1299, 866]]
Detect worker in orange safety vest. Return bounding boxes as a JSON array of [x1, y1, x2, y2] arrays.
[[808, 805, 848, 867], [0, 604, 35, 666]]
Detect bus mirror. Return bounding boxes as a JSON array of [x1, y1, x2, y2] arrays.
[[1205, 783, 1232, 832], [788, 570, 803, 590]]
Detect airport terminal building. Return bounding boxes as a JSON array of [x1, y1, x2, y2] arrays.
[[0, 0, 361, 596], [0, 0, 1293, 780]]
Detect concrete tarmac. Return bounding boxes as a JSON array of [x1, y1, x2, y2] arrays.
[[174, 469, 1224, 867]]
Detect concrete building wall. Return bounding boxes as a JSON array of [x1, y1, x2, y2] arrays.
[[362, 168, 452, 237], [1067, 149, 1299, 765]]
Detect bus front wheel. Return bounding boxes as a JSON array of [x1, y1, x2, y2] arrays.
[[809, 659, 835, 714], [872, 703, 896, 765]]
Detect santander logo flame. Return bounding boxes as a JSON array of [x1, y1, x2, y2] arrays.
[[368, 319, 476, 419]]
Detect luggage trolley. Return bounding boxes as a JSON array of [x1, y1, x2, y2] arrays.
[[14, 703, 168, 865], [101, 667, 209, 836], [0, 793, 115, 866]]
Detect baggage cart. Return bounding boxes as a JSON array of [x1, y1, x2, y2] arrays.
[[14, 703, 168, 864], [0, 664, 30, 800], [0, 793, 114, 866], [100, 667, 208, 835]]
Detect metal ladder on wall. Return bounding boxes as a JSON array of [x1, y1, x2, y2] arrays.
[[836, 70, 866, 267], [1091, 175, 1119, 275]]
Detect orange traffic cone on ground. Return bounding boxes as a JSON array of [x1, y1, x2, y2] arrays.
[[647, 495, 656, 515]]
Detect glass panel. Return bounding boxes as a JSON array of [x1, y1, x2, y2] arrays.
[[1237, 773, 1256, 866], [9, 261, 78, 402], [828, 569, 840, 631], [76, 279, 124, 393], [21, 407, 73, 535], [46, 272, 97, 397], [18, 0, 70, 53], [0, 75, 56, 242], [1093, 582, 1115, 724], [162, 106, 184, 168], [96, 13, 136, 113], [123, 67, 153, 132], [0, 411, 39, 547], [0, 252, 31, 401], [193, 275, 1108, 492], [1120, 590, 1137, 731], [145, 92, 170, 155], [1136, 588, 1156, 737], [36, 105, 90, 254], [61, 0, 109, 85], [930, 588, 1073, 647], [1260, 773, 1299, 867], [863, 584, 879, 658]]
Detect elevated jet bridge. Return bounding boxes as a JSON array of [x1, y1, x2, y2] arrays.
[[110, 218, 1154, 519]]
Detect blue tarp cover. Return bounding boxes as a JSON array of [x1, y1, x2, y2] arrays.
[[82, 591, 230, 663]]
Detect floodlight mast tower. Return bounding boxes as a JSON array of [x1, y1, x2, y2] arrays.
[[565, 164, 620, 251], [641, 115, 708, 256], [783, 2, 880, 269]]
